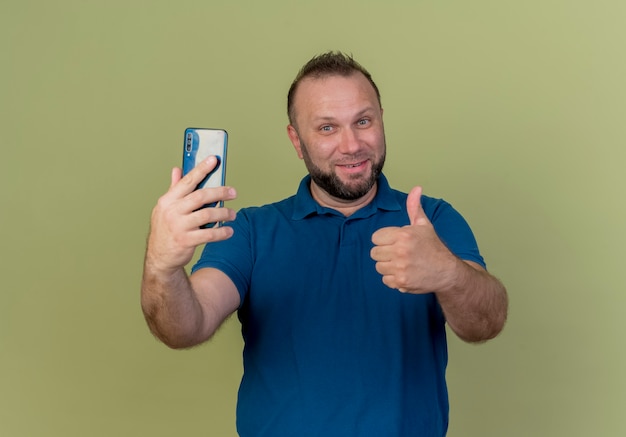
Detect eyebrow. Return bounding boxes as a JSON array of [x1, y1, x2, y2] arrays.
[[311, 107, 378, 123]]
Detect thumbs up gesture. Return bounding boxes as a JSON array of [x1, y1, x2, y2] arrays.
[[370, 186, 457, 293]]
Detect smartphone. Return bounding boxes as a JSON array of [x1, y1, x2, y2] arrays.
[[182, 127, 228, 227]]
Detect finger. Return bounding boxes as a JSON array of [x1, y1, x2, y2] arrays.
[[173, 156, 220, 197], [371, 226, 401, 246], [380, 272, 410, 293], [170, 167, 183, 189], [406, 186, 428, 226], [183, 186, 237, 214], [200, 225, 235, 243], [380, 273, 399, 290], [190, 206, 237, 229], [185, 224, 235, 247], [370, 246, 387, 263], [373, 259, 395, 276]]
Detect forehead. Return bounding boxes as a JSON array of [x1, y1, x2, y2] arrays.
[[292, 73, 380, 120]]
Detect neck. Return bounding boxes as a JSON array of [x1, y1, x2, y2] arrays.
[[309, 180, 378, 217]]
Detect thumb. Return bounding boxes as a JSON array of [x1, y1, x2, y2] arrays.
[[407, 186, 428, 226]]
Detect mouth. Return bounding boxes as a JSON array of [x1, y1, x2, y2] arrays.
[[336, 160, 370, 178], [338, 160, 368, 169]]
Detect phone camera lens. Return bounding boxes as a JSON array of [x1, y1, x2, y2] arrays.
[[185, 133, 192, 152]]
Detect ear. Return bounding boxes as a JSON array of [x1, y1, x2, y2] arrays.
[[287, 124, 304, 159]]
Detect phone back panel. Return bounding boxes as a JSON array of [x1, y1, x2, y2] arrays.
[[182, 127, 228, 190], [182, 128, 228, 228]]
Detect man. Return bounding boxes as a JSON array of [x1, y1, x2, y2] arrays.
[[141, 51, 508, 436]]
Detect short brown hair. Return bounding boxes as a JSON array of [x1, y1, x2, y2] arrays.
[[287, 51, 381, 125]]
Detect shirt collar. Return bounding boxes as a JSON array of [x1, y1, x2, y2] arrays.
[[292, 173, 402, 220]]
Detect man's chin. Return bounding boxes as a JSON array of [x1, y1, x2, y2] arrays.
[[306, 159, 382, 201], [332, 177, 377, 201]]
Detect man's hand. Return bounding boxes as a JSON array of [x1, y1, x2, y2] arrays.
[[370, 186, 456, 293], [371, 186, 508, 341], [146, 156, 237, 273]]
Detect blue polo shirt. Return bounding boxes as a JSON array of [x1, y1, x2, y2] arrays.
[[193, 174, 485, 437]]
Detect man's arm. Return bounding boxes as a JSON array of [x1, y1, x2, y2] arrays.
[[141, 264, 240, 349], [140, 157, 239, 349], [370, 186, 508, 343], [434, 259, 507, 343]]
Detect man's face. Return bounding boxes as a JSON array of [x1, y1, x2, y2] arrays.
[[287, 73, 386, 202]]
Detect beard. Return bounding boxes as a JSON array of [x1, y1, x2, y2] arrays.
[[299, 140, 386, 201]]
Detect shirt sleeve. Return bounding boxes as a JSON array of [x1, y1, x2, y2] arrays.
[[423, 198, 486, 269], [191, 209, 254, 305]]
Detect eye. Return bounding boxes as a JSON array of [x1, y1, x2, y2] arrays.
[[320, 125, 333, 132], [357, 118, 370, 126]]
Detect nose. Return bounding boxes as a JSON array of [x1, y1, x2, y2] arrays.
[[338, 127, 361, 154]]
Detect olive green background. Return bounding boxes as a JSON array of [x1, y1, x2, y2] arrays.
[[2, 1, 624, 436]]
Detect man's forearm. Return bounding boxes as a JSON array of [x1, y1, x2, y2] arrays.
[[140, 260, 205, 349], [436, 259, 508, 343]]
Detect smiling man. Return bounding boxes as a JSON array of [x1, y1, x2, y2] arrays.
[[141, 51, 508, 436]]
